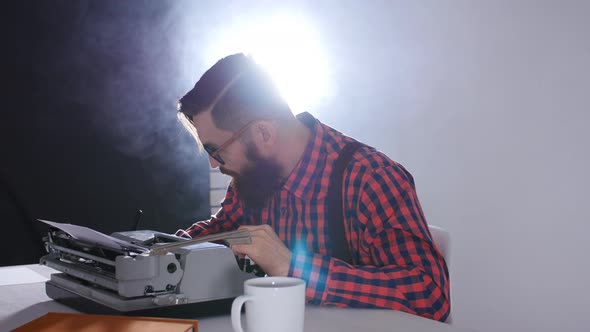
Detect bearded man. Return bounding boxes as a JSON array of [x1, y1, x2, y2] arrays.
[[175, 54, 450, 322]]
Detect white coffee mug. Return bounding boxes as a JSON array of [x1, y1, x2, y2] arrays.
[[231, 276, 306, 332]]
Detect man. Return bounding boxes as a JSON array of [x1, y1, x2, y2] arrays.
[[176, 53, 450, 322]]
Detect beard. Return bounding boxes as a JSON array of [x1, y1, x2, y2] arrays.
[[220, 144, 283, 210]]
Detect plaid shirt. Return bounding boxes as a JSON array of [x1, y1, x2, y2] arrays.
[[178, 112, 450, 322]]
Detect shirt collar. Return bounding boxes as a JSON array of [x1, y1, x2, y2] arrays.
[[282, 112, 329, 199]]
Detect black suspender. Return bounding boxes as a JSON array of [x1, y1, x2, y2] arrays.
[[327, 141, 364, 264]]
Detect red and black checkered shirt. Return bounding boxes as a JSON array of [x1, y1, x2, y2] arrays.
[[178, 112, 450, 322]]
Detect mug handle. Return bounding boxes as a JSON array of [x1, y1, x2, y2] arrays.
[[231, 295, 253, 332]]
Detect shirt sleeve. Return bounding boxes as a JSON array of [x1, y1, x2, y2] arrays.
[[288, 163, 451, 322], [175, 182, 243, 238]]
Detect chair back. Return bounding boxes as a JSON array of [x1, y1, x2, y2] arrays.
[[427, 224, 452, 323], [428, 225, 450, 265]]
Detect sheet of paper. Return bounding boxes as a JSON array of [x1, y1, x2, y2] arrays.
[[38, 219, 147, 252], [0, 266, 48, 286]]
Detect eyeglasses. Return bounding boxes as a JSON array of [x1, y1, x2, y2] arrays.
[[203, 120, 259, 165]]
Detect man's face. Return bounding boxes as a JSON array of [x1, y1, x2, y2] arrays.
[[192, 111, 282, 209]]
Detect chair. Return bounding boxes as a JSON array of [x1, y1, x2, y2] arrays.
[[427, 225, 450, 266], [427, 224, 452, 323]]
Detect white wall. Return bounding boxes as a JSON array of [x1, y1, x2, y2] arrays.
[[210, 170, 229, 216], [201, 1, 590, 331], [316, 1, 590, 331]]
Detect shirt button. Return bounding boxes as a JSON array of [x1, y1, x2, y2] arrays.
[[281, 207, 287, 215]]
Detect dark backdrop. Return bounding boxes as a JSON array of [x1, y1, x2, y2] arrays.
[[1, 1, 210, 266]]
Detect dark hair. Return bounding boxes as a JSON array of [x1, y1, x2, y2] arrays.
[[178, 53, 292, 132]]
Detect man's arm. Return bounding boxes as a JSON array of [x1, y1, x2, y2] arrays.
[[288, 164, 450, 322], [175, 182, 243, 238]]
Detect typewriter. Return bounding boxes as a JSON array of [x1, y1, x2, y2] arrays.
[[39, 220, 258, 316]]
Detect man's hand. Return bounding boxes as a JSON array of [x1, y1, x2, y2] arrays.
[[231, 225, 292, 277]]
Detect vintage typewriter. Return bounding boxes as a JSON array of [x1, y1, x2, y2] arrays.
[[39, 220, 260, 316]]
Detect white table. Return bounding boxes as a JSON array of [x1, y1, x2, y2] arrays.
[[0, 265, 468, 332]]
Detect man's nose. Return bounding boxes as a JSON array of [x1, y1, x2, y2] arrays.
[[209, 155, 221, 168]]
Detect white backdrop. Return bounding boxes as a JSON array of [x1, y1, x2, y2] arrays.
[[317, 1, 590, 331]]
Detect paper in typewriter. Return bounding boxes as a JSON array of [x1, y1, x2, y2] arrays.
[[39, 219, 148, 252]]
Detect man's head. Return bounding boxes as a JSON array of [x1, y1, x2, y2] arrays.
[[178, 53, 292, 133], [178, 54, 294, 209]]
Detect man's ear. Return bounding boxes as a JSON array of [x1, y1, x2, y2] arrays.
[[251, 120, 277, 152]]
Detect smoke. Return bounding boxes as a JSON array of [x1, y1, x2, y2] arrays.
[[65, 1, 291, 199], [21, 0, 216, 223]]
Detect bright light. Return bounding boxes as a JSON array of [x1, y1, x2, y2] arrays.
[[205, 13, 330, 114]]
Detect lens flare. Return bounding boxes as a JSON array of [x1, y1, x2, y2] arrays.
[[206, 13, 330, 114]]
